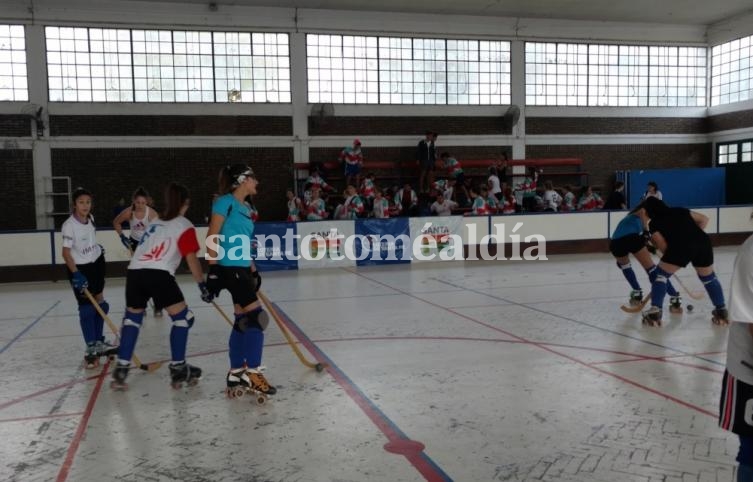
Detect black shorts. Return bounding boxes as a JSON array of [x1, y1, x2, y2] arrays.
[[217, 266, 257, 308], [126, 269, 184, 310], [720, 370, 753, 437], [609, 234, 645, 258], [68, 253, 106, 305], [661, 234, 713, 268], [128, 237, 140, 252]]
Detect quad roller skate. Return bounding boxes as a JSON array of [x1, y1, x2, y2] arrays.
[[84, 343, 99, 369], [641, 306, 662, 327], [712, 306, 729, 326], [225, 367, 276, 405], [169, 362, 202, 389], [669, 296, 683, 314], [110, 364, 130, 391], [629, 289, 644, 306], [96, 339, 119, 360]]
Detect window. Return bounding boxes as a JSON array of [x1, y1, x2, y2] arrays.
[[307, 34, 378, 104], [46, 27, 133, 102], [0, 24, 27, 101], [45, 26, 290, 103], [742, 141, 752, 163], [213, 32, 290, 103], [306, 34, 510, 105], [711, 35, 753, 106], [525, 42, 706, 107]]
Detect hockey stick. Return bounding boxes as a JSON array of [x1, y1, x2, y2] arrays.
[[620, 293, 651, 313], [83, 289, 162, 373], [258, 291, 326, 372], [212, 297, 325, 372], [671, 274, 705, 300]]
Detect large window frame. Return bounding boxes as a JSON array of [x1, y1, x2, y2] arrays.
[[0, 24, 29, 102], [717, 139, 753, 165], [711, 35, 753, 106]]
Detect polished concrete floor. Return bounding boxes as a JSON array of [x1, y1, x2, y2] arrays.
[[0, 249, 742, 481]]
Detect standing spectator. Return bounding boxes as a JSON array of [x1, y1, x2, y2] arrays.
[[488, 166, 502, 201], [516, 166, 540, 212], [360, 172, 376, 211], [603, 181, 627, 210], [372, 188, 390, 218], [285, 189, 303, 222], [307, 166, 334, 194], [439, 152, 468, 205], [334, 185, 364, 220], [417, 131, 437, 193], [641, 181, 663, 201], [340, 139, 363, 188], [430, 192, 458, 216], [494, 153, 509, 192], [501, 187, 516, 214], [560, 185, 577, 212], [306, 188, 328, 221]]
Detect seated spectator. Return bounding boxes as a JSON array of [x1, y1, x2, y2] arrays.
[[372, 188, 390, 219], [560, 185, 576, 212], [286, 188, 303, 221], [481, 185, 499, 214], [641, 181, 663, 201], [394, 183, 418, 217], [306, 188, 328, 220], [334, 185, 365, 220], [577, 185, 604, 211], [467, 186, 491, 216], [516, 166, 540, 212], [500, 187, 516, 214], [542, 181, 562, 212], [439, 152, 468, 204], [430, 192, 458, 216], [603, 180, 627, 210]]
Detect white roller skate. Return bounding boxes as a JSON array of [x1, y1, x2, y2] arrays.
[[225, 367, 276, 405]]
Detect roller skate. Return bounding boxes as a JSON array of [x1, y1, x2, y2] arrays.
[[96, 339, 119, 360], [669, 296, 683, 314], [641, 306, 662, 327], [110, 363, 130, 391], [712, 306, 729, 326], [225, 367, 275, 405], [629, 289, 644, 306], [169, 361, 202, 389], [84, 343, 99, 369]]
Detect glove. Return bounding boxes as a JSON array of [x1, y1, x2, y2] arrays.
[[198, 282, 213, 303], [71, 271, 88, 293], [119, 233, 131, 250], [252, 270, 261, 292], [206, 265, 222, 298]]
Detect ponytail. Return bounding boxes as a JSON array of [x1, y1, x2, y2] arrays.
[[218, 164, 255, 195], [162, 183, 190, 221]]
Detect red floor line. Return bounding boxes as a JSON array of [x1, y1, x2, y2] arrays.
[[344, 269, 719, 419], [0, 411, 84, 424], [56, 361, 110, 482]]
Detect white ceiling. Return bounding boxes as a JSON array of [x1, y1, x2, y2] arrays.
[[144, 0, 753, 26]]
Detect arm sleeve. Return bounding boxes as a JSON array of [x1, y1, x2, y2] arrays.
[[177, 227, 200, 257], [211, 195, 231, 217], [61, 222, 74, 248]]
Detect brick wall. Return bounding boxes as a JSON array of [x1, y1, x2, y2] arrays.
[[527, 117, 707, 135], [309, 116, 511, 136], [50, 116, 293, 136], [707, 109, 753, 133], [51, 147, 294, 227], [0, 115, 31, 137], [526, 144, 711, 191], [0, 150, 35, 229]]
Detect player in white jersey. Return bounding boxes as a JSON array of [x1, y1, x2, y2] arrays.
[[61, 188, 117, 368], [110, 183, 213, 390], [719, 234, 753, 480], [113, 187, 158, 252]]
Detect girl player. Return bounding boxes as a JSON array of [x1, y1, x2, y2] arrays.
[[636, 197, 728, 327], [113, 187, 158, 253], [206, 164, 277, 400], [610, 211, 681, 310], [111, 183, 212, 390], [61, 188, 117, 368]]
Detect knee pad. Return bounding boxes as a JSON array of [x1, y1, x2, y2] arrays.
[[170, 307, 195, 329], [654, 266, 672, 284], [98, 301, 109, 315], [233, 309, 269, 333], [700, 272, 718, 284], [122, 311, 144, 330], [616, 261, 631, 270]]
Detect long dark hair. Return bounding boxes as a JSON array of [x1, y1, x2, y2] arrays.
[[632, 196, 669, 219], [218, 164, 254, 195], [162, 183, 189, 221], [71, 187, 94, 221]]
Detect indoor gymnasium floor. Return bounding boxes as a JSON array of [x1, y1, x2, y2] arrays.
[[0, 248, 743, 482]]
